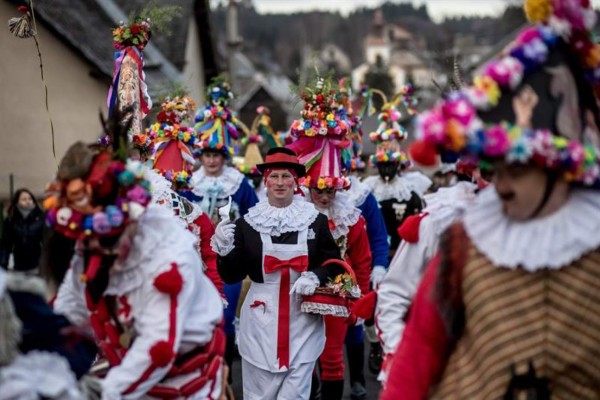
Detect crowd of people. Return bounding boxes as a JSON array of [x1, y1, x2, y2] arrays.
[[2, 0, 600, 399]]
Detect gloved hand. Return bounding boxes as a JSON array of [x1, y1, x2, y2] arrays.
[[370, 265, 387, 289], [289, 271, 320, 296], [210, 219, 236, 256]]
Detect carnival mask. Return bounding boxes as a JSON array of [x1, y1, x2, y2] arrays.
[[377, 162, 399, 182]]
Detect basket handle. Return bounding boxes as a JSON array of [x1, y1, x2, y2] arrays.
[[321, 259, 356, 282]]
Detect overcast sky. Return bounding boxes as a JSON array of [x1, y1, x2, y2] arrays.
[[213, 0, 600, 22]]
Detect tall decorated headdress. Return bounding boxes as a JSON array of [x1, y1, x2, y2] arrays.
[[410, 0, 600, 187], [366, 85, 417, 167], [149, 96, 198, 190], [287, 75, 352, 190], [106, 17, 153, 147], [44, 107, 152, 240], [194, 77, 247, 157]]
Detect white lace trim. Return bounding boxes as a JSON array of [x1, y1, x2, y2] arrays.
[[191, 166, 244, 199], [105, 204, 197, 295], [325, 192, 361, 240], [464, 187, 600, 271], [244, 199, 319, 236], [423, 181, 477, 236], [402, 171, 432, 196], [363, 175, 415, 202], [300, 302, 350, 317], [347, 176, 371, 207], [0, 351, 83, 399]]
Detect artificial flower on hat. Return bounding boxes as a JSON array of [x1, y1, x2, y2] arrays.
[[193, 76, 247, 158], [287, 74, 352, 190], [149, 96, 198, 190], [410, 0, 600, 187]]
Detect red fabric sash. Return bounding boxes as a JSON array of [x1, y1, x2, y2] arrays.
[[263, 254, 308, 369]]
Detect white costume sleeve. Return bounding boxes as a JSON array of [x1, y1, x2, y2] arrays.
[[375, 216, 439, 356], [54, 255, 89, 327], [101, 258, 206, 400]]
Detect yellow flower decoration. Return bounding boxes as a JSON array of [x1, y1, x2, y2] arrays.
[[317, 178, 326, 190], [553, 136, 568, 149], [524, 0, 553, 24], [475, 76, 501, 106], [326, 113, 334, 121]]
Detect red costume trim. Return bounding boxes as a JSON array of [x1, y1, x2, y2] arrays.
[[263, 254, 308, 369]]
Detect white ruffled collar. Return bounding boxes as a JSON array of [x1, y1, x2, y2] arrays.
[[464, 187, 600, 271], [244, 198, 319, 236], [363, 175, 415, 202], [423, 182, 477, 236], [312, 192, 361, 240], [402, 171, 432, 196], [347, 176, 371, 207], [191, 166, 244, 198]]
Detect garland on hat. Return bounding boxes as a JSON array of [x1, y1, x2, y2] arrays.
[[370, 151, 411, 167], [194, 77, 246, 157], [413, 0, 600, 186], [290, 74, 352, 190], [45, 159, 152, 239]]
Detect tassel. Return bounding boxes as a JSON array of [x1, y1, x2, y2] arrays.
[[397, 212, 428, 243]]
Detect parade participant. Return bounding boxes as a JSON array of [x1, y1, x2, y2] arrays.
[[288, 76, 372, 400], [375, 161, 479, 382], [362, 90, 430, 259], [186, 78, 259, 383], [0, 268, 96, 399], [382, 1, 600, 398], [49, 114, 225, 399], [147, 96, 225, 297], [339, 86, 390, 396], [213, 147, 344, 400]]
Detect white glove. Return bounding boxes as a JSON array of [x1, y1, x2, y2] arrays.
[[370, 265, 387, 289], [289, 271, 320, 296], [210, 219, 236, 256]]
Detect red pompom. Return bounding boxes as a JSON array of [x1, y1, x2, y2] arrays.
[[149, 340, 175, 367], [409, 141, 438, 167], [350, 291, 377, 319], [153, 263, 183, 295], [398, 213, 428, 244]]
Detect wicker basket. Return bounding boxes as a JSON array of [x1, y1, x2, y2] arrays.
[[301, 259, 360, 318]]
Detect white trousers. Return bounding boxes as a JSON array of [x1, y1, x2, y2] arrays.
[[242, 358, 314, 400]]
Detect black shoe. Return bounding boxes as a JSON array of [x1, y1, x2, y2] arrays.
[[368, 342, 383, 375], [321, 379, 344, 400], [350, 382, 367, 400]]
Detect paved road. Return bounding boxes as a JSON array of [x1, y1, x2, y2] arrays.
[[230, 340, 382, 399]]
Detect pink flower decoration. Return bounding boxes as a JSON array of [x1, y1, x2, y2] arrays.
[[484, 61, 511, 87], [483, 126, 511, 157], [420, 110, 447, 145], [127, 185, 150, 205], [442, 98, 475, 126], [568, 141, 585, 165], [515, 27, 542, 45]]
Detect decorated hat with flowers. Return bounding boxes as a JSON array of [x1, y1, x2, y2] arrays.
[[410, 0, 600, 187], [44, 108, 152, 240], [194, 77, 247, 158], [287, 75, 352, 190], [367, 85, 417, 166], [106, 17, 153, 143], [149, 96, 198, 190]]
